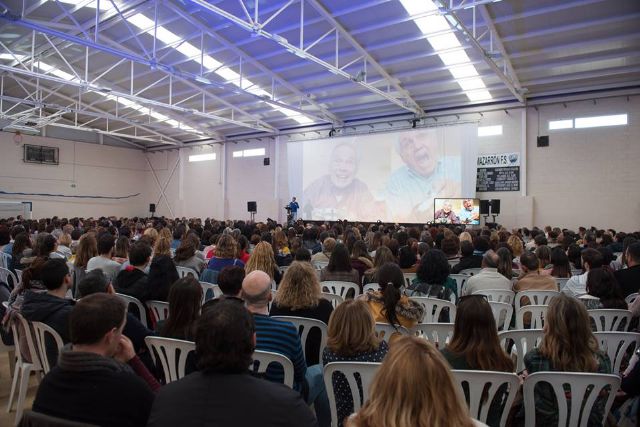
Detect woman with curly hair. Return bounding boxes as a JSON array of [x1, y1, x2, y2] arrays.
[[363, 246, 396, 286], [270, 261, 333, 366], [245, 241, 282, 284]]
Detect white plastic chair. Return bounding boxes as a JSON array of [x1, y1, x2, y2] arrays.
[[594, 331, 640, 373], [408, 296, 457, 323], [145, 336, 195, 384], [498, 329, 544, 373], [523, 372, 620, 427], [588, 309, 632, 332], [14, 269, 22, 286], [452, 370, 521, 426], [278, 265, 290, 275], [199, 281, 222, 303], [450, 274, 469, 298], [515, 305, 548, 330], [0, 267, 18, 290], [321, 281, 360, 299], [0, 252, 10, 269], [146, 300, 170, 325], [313, 261, 328, 271], [489, 301, 513, 331], [251, 350, 294, 388], [473, 289, 515, 304], [321, 292, 344, 308], [271, 316, 328, 364], [115, 293, 148, 328], [403, 272, 416, 287], [460, 268, 482, 276], [323, 362, 381, 427], [374, 322, 410, 343], [31, 321, 64, 375], [514, 290, 559, 312], [0, 326, 15, 382], [555, 277, 570, 290], [176, 266, 198, 278], [412, 322, 454, 347], [362, 283, 379, 293], [7, 313, 43, 424], [625, 293, 638, 305]]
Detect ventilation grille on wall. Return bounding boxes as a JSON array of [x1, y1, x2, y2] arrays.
[[23, 144, 59, 165]]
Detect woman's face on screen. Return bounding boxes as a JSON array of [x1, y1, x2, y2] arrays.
[[398, 134, 439, 177], [330, 145, 357, 189]]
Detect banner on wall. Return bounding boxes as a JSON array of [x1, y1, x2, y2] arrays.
[[476, 152, 520, 192]]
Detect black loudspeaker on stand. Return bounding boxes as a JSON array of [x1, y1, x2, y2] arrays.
[[149, 203, 156, 217], [480, 199, 500, 224], [247, 201, 257, 222]]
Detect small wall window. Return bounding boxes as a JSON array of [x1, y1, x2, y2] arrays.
[[232, 148, 265, 158], [477, 125, 503, 137], [548, 119, 573, 130], [188, 153, 216, 162], [574, 114, 627, 129]]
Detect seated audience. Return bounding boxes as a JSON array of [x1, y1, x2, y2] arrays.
[[295, 247, 312, 262], [508, 235, 524, 265], [302, 227, 322, 255], [320, 243, 360, 287], [72, 233, 97, 296], [362, 246, 395, 286], [205, 235, 244, 283], [113, 236, 129, 264], [270, 261, 333, 366], [9, 232, 32, 273], [562, 248, 603, 298], [148, 299, 317, 427], [32, 293, 157, 427], [496, 247, 514, 279], [514, 252, 558, 292], [311, 237, 336, 265], [523, 294, 611, 426], [348, 336, 477, 427], [245, 241, 282, 284], [461, 250, 512, 296], [323, 300, 388, 427], [579, 267, 627, 310], [174, 234, 206, 275], [567, 243, 583, 271], [237, 235, 251, 264], [87, 233, 122, 282], [216, 265, 245, 297], [362, 262, 423, 329], [451, 240, 482, 274], [350, 240, 374, 282], [147, 255, 179, 302], [157, 276, 202, 340], [544, 246, 572, 278], [615, 242, 640, 297], [397, 245, 417, 273], [535, 245, 552, 269], [407, 249, 457, 301], [441, 235, 461, 264], [114, 241, 152, 303], [55, 233, 73, 260]]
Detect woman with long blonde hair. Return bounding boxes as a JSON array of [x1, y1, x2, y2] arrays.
[[348, 336, 476, 427], [245, 241, 281, 283], [523, 294, 611, 426], [143, 227, 159, 247], [270, 261, 332, 366]]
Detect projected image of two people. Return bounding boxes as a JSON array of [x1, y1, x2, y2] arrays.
[[301, 127, 467, 223]]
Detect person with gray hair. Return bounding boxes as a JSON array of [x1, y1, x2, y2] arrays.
[[461, 249, 513, 296]]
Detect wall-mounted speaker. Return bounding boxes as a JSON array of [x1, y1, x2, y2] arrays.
[[247, 201, 257, 213], [537, 135, 549, 147], [263, 157, 270, 166], [479, 200, 490, 216], [149, 203, 156, 213]]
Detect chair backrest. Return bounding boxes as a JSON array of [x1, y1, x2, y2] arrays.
[[271, 316, 328, 364], [115, 293, 148, 328], [15, 268, 23, 285], [408, 296, 457, 323], [450, 274, 469, 298], [13, 312, 43, 371], [0, 266, 18, 290], [625, 293, 638, 305], [412, 322, 454, 348], [488, 301, 513, 331], [146, 300, 170, 325], [514, 290, 559, 312], [460, 268, 482, 276], [523, 372, 620, 427], [0, 252, 11, 269], [31, 321, 65, 374], [473, 289, 515, 304], [594, 331, 640, 373], [313, 261, 328, 271], [145, 336, 195, 383], [321, 292, 344, 308], [452, 370, 521, 426], [588, 309, 632, 332], [251, 350, 294, 388], [362, 283, 379, 293], [176, 266, 198, 278], [498, 329, 544, 373], [321, 281, 361, 299], [199, 281, 222, 303], [323, 362, 381, 427], [556, 277, 569, 291], [278, 265, 290, 274], [515, 305, 548, 330], [374, 322, 410, 343], [402, 273, 416, 288]]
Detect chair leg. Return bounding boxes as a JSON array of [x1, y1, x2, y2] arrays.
[[6, 361, 22, 412], [14, 363, 33, 424], [8, 350, 16, 379]]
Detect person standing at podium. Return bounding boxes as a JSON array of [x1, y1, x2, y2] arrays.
[[288, 197, 300, 221]]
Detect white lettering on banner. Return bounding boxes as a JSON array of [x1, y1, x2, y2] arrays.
[[476, 152, 520, 167]]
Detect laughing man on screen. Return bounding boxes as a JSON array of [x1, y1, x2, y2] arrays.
[[303, 143, 378, 221], [458, 199, 480, 224], [386, 131, 461, 222]]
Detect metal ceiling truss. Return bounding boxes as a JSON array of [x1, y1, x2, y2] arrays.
[[187, 0, 424, 116]]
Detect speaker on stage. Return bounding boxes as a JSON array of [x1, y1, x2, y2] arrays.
[[149, 203, 156, 213], [490, 199, 501, 215], [247, 201, 257, 213], [479, 200, 490, 216]]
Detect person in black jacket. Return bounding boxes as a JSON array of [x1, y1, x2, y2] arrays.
[[615, 242, 640, 297], [32, 293, 156, 427], [114, 241, 152, 303], [451, 240, 483, 274], [148, 299, 318, 427]]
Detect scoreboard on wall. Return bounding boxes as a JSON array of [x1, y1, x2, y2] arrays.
[[476, 152, 520, 192]]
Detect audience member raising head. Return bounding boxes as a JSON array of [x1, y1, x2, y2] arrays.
[[348, 336, 476, 427]]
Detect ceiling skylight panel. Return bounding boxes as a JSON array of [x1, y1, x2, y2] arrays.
[[414, 16, 451, 35], [398, 0, 437, 15], [439, 50, 472, 66], [465, 89, 492, 101], [449, 64, 479, 79], [427, 33, 461, 51], [457, 77, 486, 91]]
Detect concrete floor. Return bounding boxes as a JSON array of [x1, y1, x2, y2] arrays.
[[0, 351, 37, 427]]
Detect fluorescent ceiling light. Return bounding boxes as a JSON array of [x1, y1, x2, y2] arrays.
[[478, 125, 503, 137], [574, 114, 628, 128], [549, 119, 573, 130], [189, 153, 216, 162], [465, 90, 492, 102]]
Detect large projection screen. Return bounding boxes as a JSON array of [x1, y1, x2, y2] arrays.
[[286, 124, 478, 223]]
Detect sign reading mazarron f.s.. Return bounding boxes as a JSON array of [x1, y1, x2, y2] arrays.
[[476, 152, 520, 192]]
